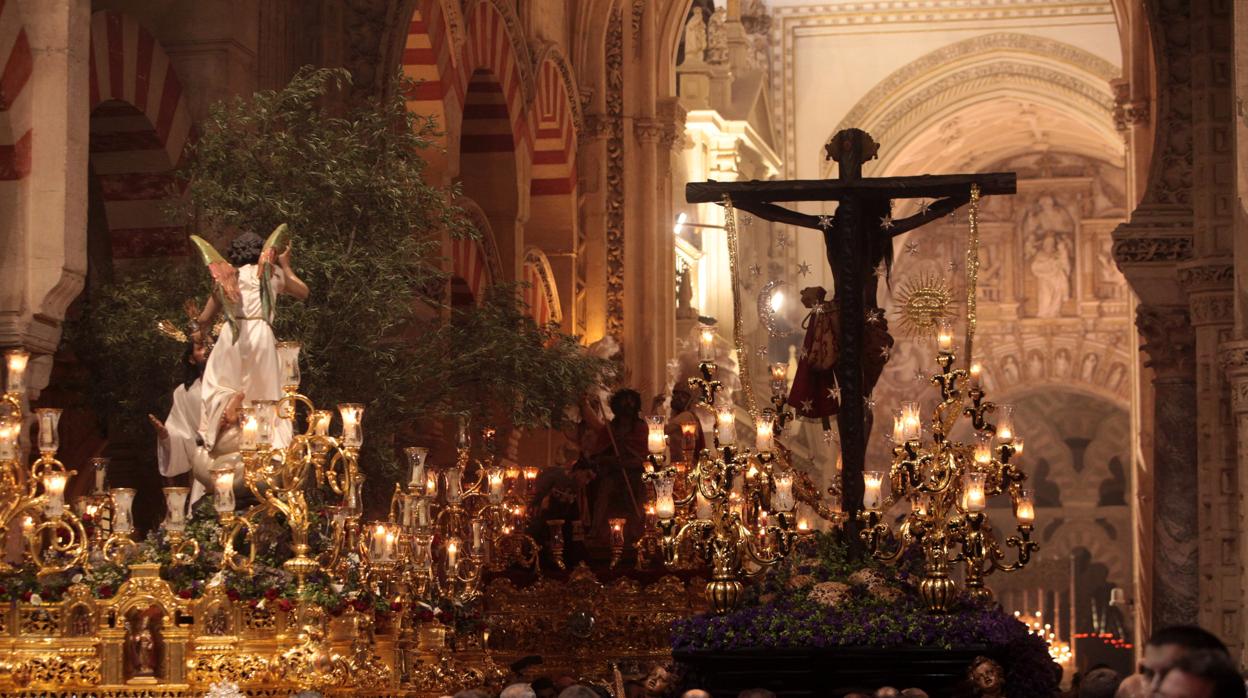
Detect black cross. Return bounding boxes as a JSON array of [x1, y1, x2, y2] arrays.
[[686, 129, 1015, 547]]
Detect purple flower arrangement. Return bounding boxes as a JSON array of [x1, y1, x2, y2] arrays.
[[670, 532, 1060, 697]]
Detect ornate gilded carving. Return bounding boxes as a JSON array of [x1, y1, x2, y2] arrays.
[[186, 652, 273, 685], [605, 8, 625, 340], [1136, 305, 1195, 378]]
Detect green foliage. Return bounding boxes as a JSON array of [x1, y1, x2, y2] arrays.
[[69, 66, 612, 505]]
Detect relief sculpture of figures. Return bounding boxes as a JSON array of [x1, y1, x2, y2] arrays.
[[1021, 194, 1075, 318]]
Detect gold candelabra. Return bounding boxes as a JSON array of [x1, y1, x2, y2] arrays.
[[643, 327, 804, 613], [211, 341, 364, 592], [858, 319, 1039, 612], [0, 349, 92, 577]]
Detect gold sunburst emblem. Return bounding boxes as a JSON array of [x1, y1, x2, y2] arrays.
[[894, 273, 953, 337]]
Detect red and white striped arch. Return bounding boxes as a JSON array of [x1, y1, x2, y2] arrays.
[[522, 249, 560, 327], [88, 11, 193, 259], [451, 236, 491, 306], [456, 1, 532, 159], [0, 0, 32, 182], [530, 58, 577, 197], [401, 0, 461, 178]]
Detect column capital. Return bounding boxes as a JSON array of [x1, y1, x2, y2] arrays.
[[1221, 340, 1248, 414], [1178, 258, 1234, 327], [1136, 304, 1195, 380], [633, 117, 665, 144]]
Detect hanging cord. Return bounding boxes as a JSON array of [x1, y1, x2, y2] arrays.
[[723, 195, 762, 423]]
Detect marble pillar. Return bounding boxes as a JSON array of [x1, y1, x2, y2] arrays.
[[1136, 304, 1198, 628]]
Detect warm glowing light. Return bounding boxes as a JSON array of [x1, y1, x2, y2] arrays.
[[995, 405, 1015, 443], [42, 472, 69, 518], [963, 472, 986, 512], [863, 471, 885, 511], [406, 446, 429, 489], [1015, 488, 1035, 524], [698, 325, 716, 361], [901, 401, 921, 441], [487, 466, 505, 503], [974, 433, 993, 465], [969, 362, 983, 388], [674, 212, 688, 235], [1013, 435, 1025, 455], [0, 419, 18, 461], [212, 467, 236, 513], [936, 317, 954, 353], [609, 518, 626, 547], [773, 470, 795, 511], [111, 488, 136, 534], [755, 421, 775, 453], [312, 410, 333, 436], [716, 404, 736, 445], [647, 415, 667, 455], [338, 403, 364, 448], [654, 476, 676, 520], [240, 407, 259, 451], [5, 349, 30, 395], [770, 289, 784, 313]]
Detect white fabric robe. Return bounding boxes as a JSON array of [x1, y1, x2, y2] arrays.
[[157, 379, 210, 505], [198, 264, 292, 451]]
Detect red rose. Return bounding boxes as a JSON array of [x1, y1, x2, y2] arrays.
[[20, 591, 31, 602], [97, 585, 113, 598], [329, 604, 345, 616], [226, 588, 240, 601], [248, 599, 259, 609], [277, 599, 293, 612], [264, 587, 279, 600], [178, 589, 193, 599], [352, 599, 370, 613], [390, 601, 403, 613]]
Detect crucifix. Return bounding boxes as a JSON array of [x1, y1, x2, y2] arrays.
[[686, 129, 1015, 544]]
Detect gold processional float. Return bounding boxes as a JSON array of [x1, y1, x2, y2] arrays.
[[0, 189, 1040, 693]]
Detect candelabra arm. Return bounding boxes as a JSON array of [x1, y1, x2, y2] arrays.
[[994, 524, 1039, 573]]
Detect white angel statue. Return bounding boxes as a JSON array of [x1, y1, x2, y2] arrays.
[[191, 225, 310, 457]]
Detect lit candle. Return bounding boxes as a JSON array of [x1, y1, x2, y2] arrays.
[[372, 524, 391, 562], [42, 471, 68, 518], [425, 472, 438, 498], [444, 465, 463, 504], [36, 408, 61, 454], [644, 504, 657, 526], [773, 470, 795, 511], [698, 325, 716, 362], [405, 447, 429, 490], [524, 466, 538, 482], [446, 537, 460, 575], [963, 472, 987, 512], [969, 362, 983, 388], [1013, 435, 1025, 456], [654, 476, 676, 520], [0, 419, 17, 460], [901, 401, 921, 441], [828, 489, 843, 516], [797, 517, 810, 532], [487, 466, 505, 503], [240, 407, 258, 451], [912, 494, 930, 517], [312, 410, 333, 436], [91, 457, 109, 493], [455, 418, 471, 449], [755, 420, 775, 453], [21, 516, 33, 537], [164, 486, 190, 531], [770, 362, 788, 395], [974, 433, 993, 465], [863, 471, 885, 511], [609, 518, 625, 547], [728, 491, 744, 518], [253, 400, 277, 447], [211, 467, 236, 514], [936, 317, 954, 353], [111, 487, 136, 534], [5, 349, 29, 395], [276, 341, 301, 391], [891, 411, 906, 445], [647, 415, 667, 455], [505, 466, 520, 482], [716, 404, 736, 445], [695, 490, 712, 520], [338, 403, 364, 448], [995, 405, 1015, 443], [1015, 487, 1035, 524], [472, 520, 484, 554], [680, 421, 698, 453]]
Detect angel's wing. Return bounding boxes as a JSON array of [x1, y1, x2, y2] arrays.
[[258, 223, 290, 324], [189, 235, 240, 341]]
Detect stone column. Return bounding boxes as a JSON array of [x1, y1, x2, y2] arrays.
[[1221, 340, 1248, 666], [1135, 304, 1198, 628]]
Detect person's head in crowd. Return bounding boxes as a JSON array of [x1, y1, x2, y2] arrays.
[[900, 689, 929, 698], [502, 684, 538, 698], [680, 691, 712, 698], [738, 690, 776, 698], [875, 687, 901, 698], [1143, 625, 1230, 691], [1113, 673, 1149, 698], [1155, 649, 1246, 698], [1079, 666, 1123, 698], [670, 385, 695, 414], [558, 686, 601, 698], [533, 677, 558, 698]]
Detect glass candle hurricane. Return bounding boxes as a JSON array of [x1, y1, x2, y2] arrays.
[[863, 471, 885, 511], [698, 325, 716, 362], [36, 408, 62, 454], [276, 341, 301, 391], [164, 487, 190, 531], [211, 467, 236, 514], [338, 403, 365, 448], [42, 471, 69, 518], [111, 488, 136, 535], [647, 415, 666, 455], [405, 447, 429, 490], [5, 349, 29, 395]]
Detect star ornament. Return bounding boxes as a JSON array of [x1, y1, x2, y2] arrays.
[[800, 399, 814, 413], [797, 261, 812, 277], [918, 199, 931, 215], [817, 214, 834, 228], [828, 387, 841, 400], [873, 262, 888, 278], [904, 241, 920, 256], [740, 213, 754, 226], [880, 215, 896, 230], [776, 233, 791, 249], [748, 264, 763, 277]]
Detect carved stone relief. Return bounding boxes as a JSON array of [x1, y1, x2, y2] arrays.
[[605, 9, 625, 340]]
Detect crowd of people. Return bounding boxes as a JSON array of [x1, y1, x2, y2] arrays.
[[435, 623, 1247, 698]]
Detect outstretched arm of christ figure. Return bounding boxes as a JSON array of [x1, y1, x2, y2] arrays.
[[732, 201, 827, 230], [887, 195, 970, 237]]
